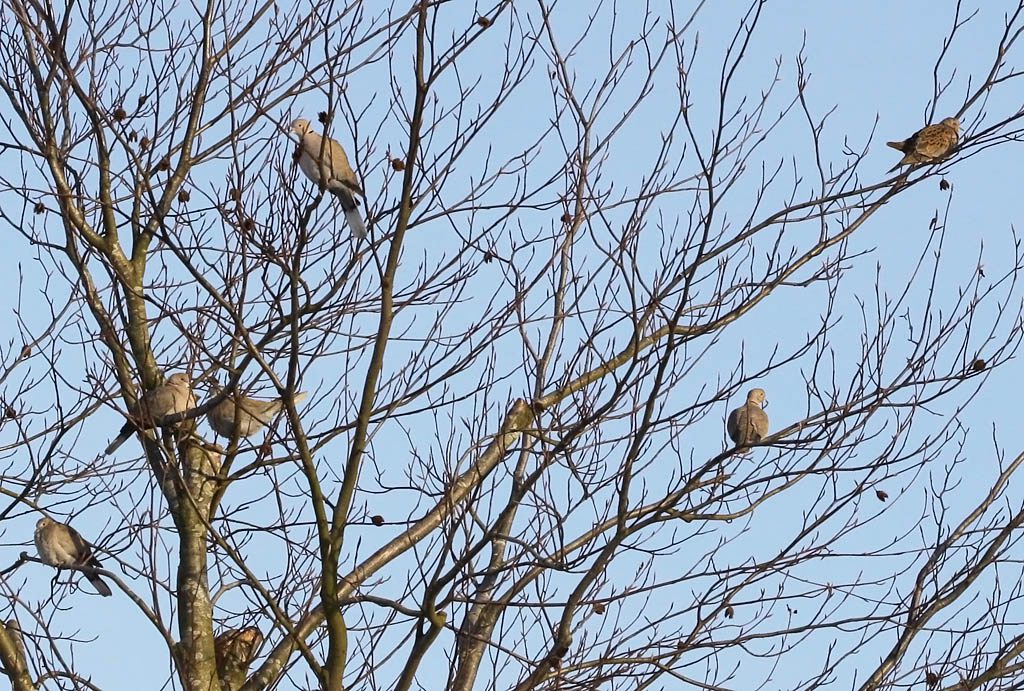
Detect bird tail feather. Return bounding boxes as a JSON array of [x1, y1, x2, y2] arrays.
[[85, 571, 112, 597], [266, 390, 308, 417], [885, 140, 905, 151], [345, 208, 367, 240], [887, 155, 918, 174], [104, 421, 136, 455]]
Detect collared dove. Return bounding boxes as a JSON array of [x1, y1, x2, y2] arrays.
[[290, 118, 367, 239], [105, 373, 196, 455], [215, 626, 264, 690], [727, 388, 769, 447], [34, 517, 112, 597], [206, 388, 308, 439], [887, 117, 960, 172]]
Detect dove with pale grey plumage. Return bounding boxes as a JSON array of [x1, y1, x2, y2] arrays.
[[727, 388, 769, 448], [34, 516, 112, 597], [105, 373, 196, 455], [205, 387, 308, 439], [290, 117, 366, 239]]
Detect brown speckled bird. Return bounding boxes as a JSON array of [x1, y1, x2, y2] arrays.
[[727, 388, 769, 448], [215, 626, 263, 690], [887, 117, 960, 172]]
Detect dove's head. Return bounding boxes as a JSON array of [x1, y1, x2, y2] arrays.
[[746, 388, 767, 406], [167, 373, 191, 389], [290, 118, 312, 137], [940, 117, 960, 133], [35, 516, 54, 530], [235, 627, 264, 655]]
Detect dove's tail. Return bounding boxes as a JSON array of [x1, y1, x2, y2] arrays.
[[104, 420, 136, 455], [886, 140, 906, 151], [85, 570, 112, 597], [887, 152, 919, 174], [345, 208, 367, 240], [330, 187, 367, 240], [264, 391, 308, 420]]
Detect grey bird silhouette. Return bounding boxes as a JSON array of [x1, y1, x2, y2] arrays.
[[290, 118, 366, 239], [105, 373, 196, 454], [206, 388, 308, 439], [34, 516, 112, 597], [727, 388, 769, 447]]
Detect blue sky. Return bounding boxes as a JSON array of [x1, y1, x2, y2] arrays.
[[2, 2, 1024, 689]]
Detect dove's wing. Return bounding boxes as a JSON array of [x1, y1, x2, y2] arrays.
[[64, 526, 112, 596], [726, 407, 743, 444]]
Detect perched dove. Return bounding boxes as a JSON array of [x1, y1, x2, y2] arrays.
[[727, 388, 769, 448], [887, 117, 960, 172], [205, 388, 308, 439], [290, 118, 367, 239], [34, 517, 112, 597], [215, 626, 264, 690], [105, 373, 197, 455]]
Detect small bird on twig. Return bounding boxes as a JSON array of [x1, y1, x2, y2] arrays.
[[887, 117, 960, 173], [34, 516, 112, 597], [205, 385, 308, 439], [290, 117, 366, 240], [727, 388, 769, 450], [105, 373, 196, 454]]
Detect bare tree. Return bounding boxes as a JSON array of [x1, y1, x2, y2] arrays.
[[1, 1, 1024, 689]]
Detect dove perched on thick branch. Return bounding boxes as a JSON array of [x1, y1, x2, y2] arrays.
[[727, 388, 769, 448], [215, 626, 264, 691], [34, 517, 112, 597], [105, 373, 196, 455], [206, 388, 308, 439], [290, 118, 367, 239], [887, 117, 960, 172]]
